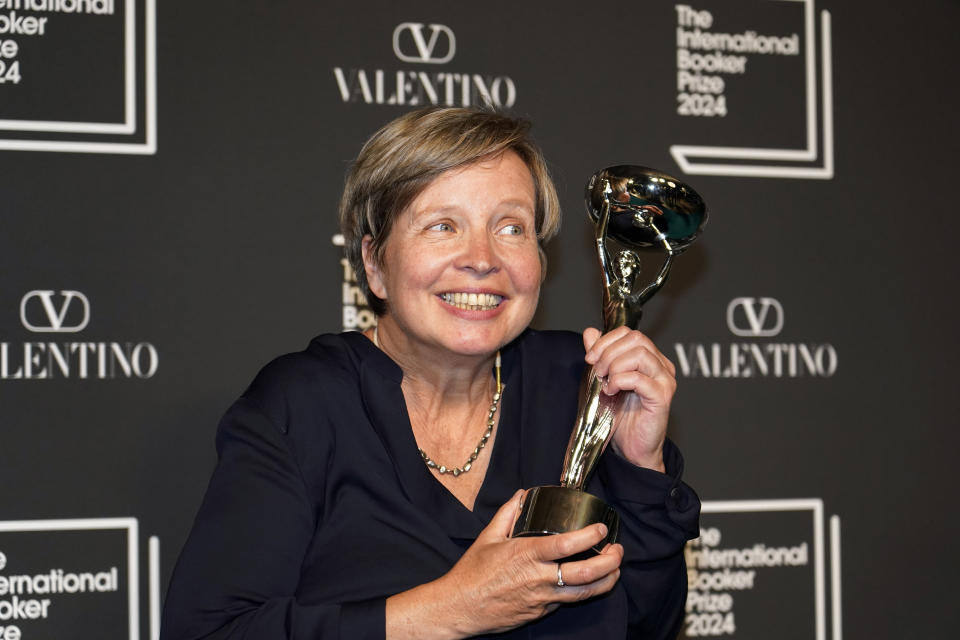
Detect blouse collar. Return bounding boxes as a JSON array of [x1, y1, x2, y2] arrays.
[[340, 330, 526, 537]]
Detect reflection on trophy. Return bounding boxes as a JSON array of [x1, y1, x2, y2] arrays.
[[512, 166, 708, 553]]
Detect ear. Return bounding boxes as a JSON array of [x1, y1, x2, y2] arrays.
[[361, 235, 387, 300]]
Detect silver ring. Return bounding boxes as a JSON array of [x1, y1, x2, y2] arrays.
[[557, 563, 565, 587]]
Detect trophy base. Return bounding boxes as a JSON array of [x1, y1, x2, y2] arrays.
[[511, 486, 620, 556]]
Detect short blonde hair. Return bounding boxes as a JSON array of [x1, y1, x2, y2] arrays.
[[339, 107, 561, 316]]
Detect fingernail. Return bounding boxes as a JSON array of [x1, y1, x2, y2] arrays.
[[597, 524, 608, 537]]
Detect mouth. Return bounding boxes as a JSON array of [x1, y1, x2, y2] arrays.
[[439, 292, 504, 311]]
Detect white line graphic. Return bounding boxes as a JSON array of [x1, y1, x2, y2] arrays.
[[670, 1, 834, 179], [150, 536, 160, 640], [830, 515, 842, 640]]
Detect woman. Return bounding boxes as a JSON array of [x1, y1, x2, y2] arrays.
[[161, 107, 699, 640]]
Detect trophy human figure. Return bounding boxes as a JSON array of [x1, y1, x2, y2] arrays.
[[595, 182, 672, 332]]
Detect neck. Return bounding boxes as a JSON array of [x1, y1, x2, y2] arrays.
[[369, 320, 499, 410], [368, 319, 504, 487]]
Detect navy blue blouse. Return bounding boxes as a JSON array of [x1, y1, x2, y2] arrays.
[[161, 329, 700, 640]]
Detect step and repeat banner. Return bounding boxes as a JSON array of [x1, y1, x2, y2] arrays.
[[1, 1, 956, 638]]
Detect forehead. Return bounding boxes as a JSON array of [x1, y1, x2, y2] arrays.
[[407, 151, 535, 212]]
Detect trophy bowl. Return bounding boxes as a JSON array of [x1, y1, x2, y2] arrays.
[[586, 165, 707, 252]]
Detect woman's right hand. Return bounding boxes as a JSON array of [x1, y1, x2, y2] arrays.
[[386, 490, 624, 640]]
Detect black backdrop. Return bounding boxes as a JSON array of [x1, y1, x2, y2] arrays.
[[1, 1, 958, 638]]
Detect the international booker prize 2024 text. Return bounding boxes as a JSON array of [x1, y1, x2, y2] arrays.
[[675, 4, 799, 118], [0, 0, 118, 85], [0, 550, 120, 640]]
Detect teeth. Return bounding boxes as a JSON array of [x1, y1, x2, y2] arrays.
[[441, 292, 503, 310]]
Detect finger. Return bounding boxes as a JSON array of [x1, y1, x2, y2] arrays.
[[604, 370, 676, 405], [582, 327, 602, 354], [583, 326, 632, 365], [605, 343, 671, 380], [599, 543, 625, 559], [603, 350, 677, 397], [479, 489, 525, 542], [553, 547, 623, 588], [589, 330, 671, 378], [609, 332, 672, 370], [598, 349, 677, 396], [585, 328, 657, 374], [555, 568, 622, 603], [526, 523, 610, 562]]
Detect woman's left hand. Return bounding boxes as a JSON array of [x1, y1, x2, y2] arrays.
[[583, 326, 677, 473]]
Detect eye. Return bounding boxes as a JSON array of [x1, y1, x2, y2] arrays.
[[428, 222, 453, 232], [498, 223, 523, 236]]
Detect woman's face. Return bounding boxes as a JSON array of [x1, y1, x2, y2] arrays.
[[363, 151, 542, 360]]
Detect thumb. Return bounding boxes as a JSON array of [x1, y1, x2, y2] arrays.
[[583, 327, 602, 353], [478, 489, 525, 542]]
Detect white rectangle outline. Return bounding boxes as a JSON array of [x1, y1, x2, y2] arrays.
[[0, 0, 136, 134], [670, 1, 835, 179], [0, 0, 156, 154], [0, 517, 140, 640], [700, 499, 825, 640]]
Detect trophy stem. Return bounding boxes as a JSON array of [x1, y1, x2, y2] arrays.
[[559, 368, 623, 490]]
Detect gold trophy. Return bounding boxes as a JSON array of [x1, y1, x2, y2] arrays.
[[512, 166, 708, 553]]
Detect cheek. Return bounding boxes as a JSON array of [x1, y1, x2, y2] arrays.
[[385, 248, 447, 296], [511, 248, 544, 296]]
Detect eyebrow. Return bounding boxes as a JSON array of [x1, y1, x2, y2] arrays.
[[414, 198, 534, 216]]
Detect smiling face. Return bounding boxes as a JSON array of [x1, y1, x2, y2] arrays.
[[362, 151, 542, 361]]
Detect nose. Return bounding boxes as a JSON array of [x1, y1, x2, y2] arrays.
[[457, 229, 499, 275]]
